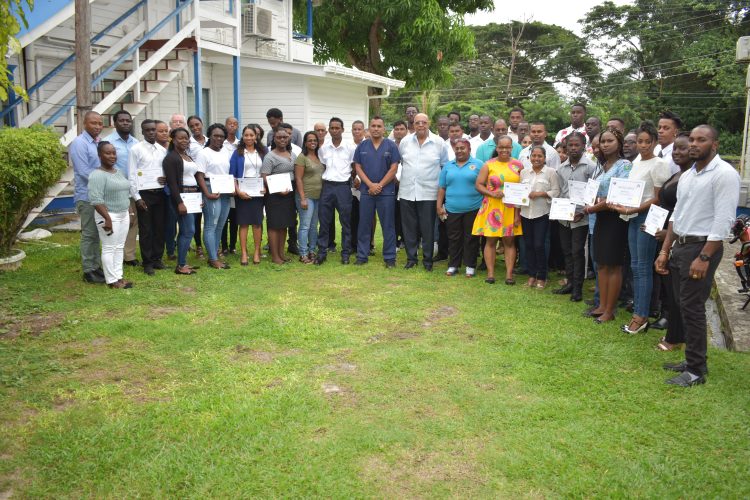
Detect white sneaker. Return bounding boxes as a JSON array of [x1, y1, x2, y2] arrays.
[[465, 267, 475, 277]]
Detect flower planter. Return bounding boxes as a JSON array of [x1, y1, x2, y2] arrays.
[[0, 249, 26, 271]]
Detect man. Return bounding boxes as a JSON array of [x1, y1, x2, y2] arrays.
[[470, 115, 492, 152], [448, 111, 462, 126], [655, 125, 740, 387], [475, 119, 522, 163], [104, 109, 140, 267], [467, 114, 480, 139], [350, 120, 369, 255], [518, 122, 560, 170], [554, 103, 587, 146], [654, 111, 683, 175], [314, 122, 328, 145], [508, 107, 525, 142], [436, 116, 450, 142], [128, 120, 168, 276], [155, 119, 175, 258], [398, 113, 449, 271], [266, 108, 303, 148], [315, 117, 355, 265], [392, 120, 409, 249], [392, 121, 409, 145], [585, 117, 602, 159], [623, 131, 638, 162], [353, 116, 401, 267], [446, 123, 467, 161], [389, 105, 418, 139], [169, 113, 187, 130], [70, 111, 105, 283], [516, 121, 530, 141], [223, 116, 240, 152], [607, 117, 626, 136], [554, 132, 596, 301]]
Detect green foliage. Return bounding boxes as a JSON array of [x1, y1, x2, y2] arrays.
[[0, 0, 31, 101], [0, 125, 67, 256]]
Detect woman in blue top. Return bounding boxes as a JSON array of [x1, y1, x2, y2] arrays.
[[437, 138, 484, 277], [230, 125, 267, 265], [583, 129, 632, 324]]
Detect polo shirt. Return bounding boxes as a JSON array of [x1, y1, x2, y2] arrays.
[[103, 131, 138, 178], [352, 138, 401, 195], [475, 137, 522, 164], [398, 131, 449, 201], [319, 140, 355, 182], [69, 130, 100, 203], [554, 124, 587, 146], [438, 157, 483, 213]]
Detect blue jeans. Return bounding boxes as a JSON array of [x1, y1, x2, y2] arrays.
[[628, 212, 657, 317], [589, 214, 599, 307], [296, 195, 319, 255], [521, 215, 549, 280], [202, 189, 231, 261], [177, 210, 196, 266]]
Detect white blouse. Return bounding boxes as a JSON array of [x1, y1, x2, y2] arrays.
[[196, 147, 231, 177], [182, 160, 200, 187], [243, 150, 262, 178], [520, 166, 560, 219]]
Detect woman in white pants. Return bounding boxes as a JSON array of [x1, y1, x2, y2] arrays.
[[88, 141, 134, 289]]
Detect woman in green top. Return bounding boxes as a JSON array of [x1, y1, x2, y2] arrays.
[[88, 142, 134, 289], [294, 131, 325, 263]]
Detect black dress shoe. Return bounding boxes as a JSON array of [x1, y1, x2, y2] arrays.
[[663, 361, 687, 372], [385, 261, 396, 268], [143, 266, 155, 276], [650, 317, 668, 330], [433, 254, 448, 262], [570, 292, 582, 302], [553, 284, 573, 295], [423, 263, 433, 272], [341, 256, 350, 265], [665, 371, 706, 387], [124, 259, 140, 267], [93, 268, 105, 277], [83, 271, 106, 284], [354, 260, 367, 265], [152, 261, 166, 270], [404, 261, 417, 269], [314, 256, 326, 266]]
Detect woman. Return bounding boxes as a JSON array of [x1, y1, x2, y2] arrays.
[[652, 133, 691, 350], [195, 123, 232, 269], [520, 134, 532, 149], [520, 145, 560, 289], [472, 136, 523, 285], [163, 128, 200, 275], [610, 121, 671, 334], [261, 127, 297, 264], [187, 115, 207, 259], [295, 131, 325, 263], [88, 142, 133, 289], [230, 125, 267, 266], [437, 138, 483, 277], [583, 129, 632, 323]]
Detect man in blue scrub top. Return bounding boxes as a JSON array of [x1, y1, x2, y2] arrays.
[[352, 116, 401, 267]]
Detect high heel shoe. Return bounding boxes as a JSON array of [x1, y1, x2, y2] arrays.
[[622, 318, 649, 334]]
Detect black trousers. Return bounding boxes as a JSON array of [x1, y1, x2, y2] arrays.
[[137, 189, 166, 267], [669, 240, 722, 376], [446, 210, 479, 268], [661, 268, 685, 344], [401, 199, 437, 264], [350, 195, 360, 252], [548, 222, 565, 271], [437, 219, 449, 257], [558, 223, 588, 291], [221, 207, 238, 252]]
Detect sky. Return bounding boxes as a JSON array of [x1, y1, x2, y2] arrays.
[[464, 0, 632, 34]]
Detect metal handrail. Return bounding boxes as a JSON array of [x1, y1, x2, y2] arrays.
[[43, 0, 195, 126], [0, 0, 148, 122]]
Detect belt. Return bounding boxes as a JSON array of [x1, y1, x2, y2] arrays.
[[674, 234, 708, 245], [181, 186, 200, 193], [324, 180, 350, 186], [140, 188, 163, 193]]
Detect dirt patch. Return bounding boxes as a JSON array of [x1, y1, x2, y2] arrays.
[[232, 345, 302, 363], [0, 312, 65, 340], [422, 305, 458, 328], [146, 306, 190, 321], [367, 331, 421, 343]]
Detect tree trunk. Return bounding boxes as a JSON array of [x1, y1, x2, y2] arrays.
[[368, 86, 382, 116]]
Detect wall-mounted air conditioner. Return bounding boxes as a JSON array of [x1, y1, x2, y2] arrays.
[[242, 4, 275, 39]]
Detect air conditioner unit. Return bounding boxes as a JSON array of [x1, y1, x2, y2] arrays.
[[243, 5, 274, 38]]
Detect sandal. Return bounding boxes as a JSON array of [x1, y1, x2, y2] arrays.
[[174, 265, 196, 275], [535, 280, 546, 289], [656, 337, 683, 351], [505, 278, 516, 285], [195, 246, 204, 258]]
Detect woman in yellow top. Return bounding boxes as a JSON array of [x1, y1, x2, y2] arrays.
[[472, 135, 523, 285]]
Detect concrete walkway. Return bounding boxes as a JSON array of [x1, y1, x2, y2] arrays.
[[714, 241, 750, 351]]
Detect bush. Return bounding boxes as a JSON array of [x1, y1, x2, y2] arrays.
[[0, 125, 67, 257]]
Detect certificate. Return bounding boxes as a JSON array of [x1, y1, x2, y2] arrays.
[[239, 177, 263, 197], [606, 177, 645, 208], [643, 204, 669, 236], [503, 182, 531, 206], [549, 198, 576, 221], [136, 168, 162, 191], [180, 192, 203, 214], [584, 178, 600, 206], [209, 174, 236, 194], [568, 180, 587, 206], [266, 173, 293, 194]]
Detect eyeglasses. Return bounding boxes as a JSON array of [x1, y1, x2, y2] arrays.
[[414, 121, 428, 125]]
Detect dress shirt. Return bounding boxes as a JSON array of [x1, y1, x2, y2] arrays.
[[671, 154, 740, 241], [654, 142, 681, 175], [103, 132, 138, 178], [556, 155, 597, 228], [222, 138, 239, 155], [319, 140, 355, 182], [189, 136, 206, 159], [554, 124, 587, 147], [127, 140, 167, 201], [69, 130, 100, 203], [518, 142, 561, 170], [520, 166, 560, 219], [469, 134, 490, 155], [398, 131, 449, 201]]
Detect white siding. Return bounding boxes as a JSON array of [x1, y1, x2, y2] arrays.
[[307, 78, 369, 135]]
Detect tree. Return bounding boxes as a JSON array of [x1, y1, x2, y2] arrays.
[[294, 0, 493, 112], [0, 0, 31, 101]]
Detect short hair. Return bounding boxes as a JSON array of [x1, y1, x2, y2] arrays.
[[448, 111, 461, 119], [694, 124, 719, 141], [154, 120, 166, 126], [529, 145, 546, 157], [608, 117, 625, 126], [266, 108, 283, 119], [659, 110, 683, 130], [112, 109, 131, 122], [405, 104, 418, 112], [97, 140, 112, 154], [352, 120, 365, 128], [280, 122, 293, 131], [187, 115, 203, 124], [84, 110, 101, 121], [566, 131, 587, 145], [510, 107, 525, 116], [636, 120, 658, 142], [448, 123, 464, 130], [370, 115, 385, 124], [329, 117, 344, 128], [141, 119, 156, 129], [451, 137, 471, 150], [572, 103, 587, 112], [676, 131, 691, 139], [587, 116, 602, 126], [167, 127, 190, 150], [392, 120, 407, 129], [437, 115, 450, 122], [529, 121, 546, 129], [206, 123, 228, 141]]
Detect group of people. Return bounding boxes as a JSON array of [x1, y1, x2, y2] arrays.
[[69, 102, 740, 387]]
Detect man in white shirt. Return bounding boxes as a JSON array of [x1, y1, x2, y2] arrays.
[[314, 122, 328, 145], [446, 123, 467, 161], [128, 120, 168, 275], [398, 113, 449, 271], [470, 115, 492, 152], [467, 114, 480, 141], [654, 110, 683, 175], [655, 125, 740, 387], [437, 116, 450, 142], [554, 103, 587, 146], [508, 107, 525, 142], [315, 117, 356, 265], [518, 122, 560, 170]]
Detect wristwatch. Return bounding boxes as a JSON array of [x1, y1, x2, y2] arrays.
[[699, 253, 710, 262]]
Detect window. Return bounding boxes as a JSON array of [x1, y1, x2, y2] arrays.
[[186, 87, 211, 125]]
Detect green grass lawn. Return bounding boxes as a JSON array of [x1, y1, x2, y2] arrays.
[[1, 231, 749, 498]]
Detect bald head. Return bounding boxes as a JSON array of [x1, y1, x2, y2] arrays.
[[414, 113, 430, 138], [493, 119, 508, 139]]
